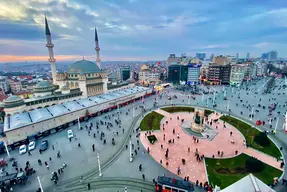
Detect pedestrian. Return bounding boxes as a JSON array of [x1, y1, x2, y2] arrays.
[[58, 169, 61, 175], [49, 157, 52, 161], [142, 174, 145, 180], [139, 164, 142, 171], [92, 144, 95, 152], [87, 183, 91, 190], [230, 131, 233, 136], [80, 175, 83, 182], [52, 145, 55, 150], [46, 164, 49, 170], [28, 151, 32, 156]]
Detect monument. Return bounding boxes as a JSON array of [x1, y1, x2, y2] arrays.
[[191, 108, 205, 133]]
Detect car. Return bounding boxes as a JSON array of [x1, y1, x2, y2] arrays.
[[19, 145, 27, 155], [67, 130, 74, 139], [40, 140, 48, 152], [28, 141, 36, 151]]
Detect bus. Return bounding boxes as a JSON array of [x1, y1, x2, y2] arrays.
[[155, 176, 194, 192]]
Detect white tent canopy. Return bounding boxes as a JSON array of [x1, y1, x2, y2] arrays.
[[220, 174, 275, 192]]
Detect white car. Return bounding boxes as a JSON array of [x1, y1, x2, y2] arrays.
[[19, 145, 27, 155], [67, 130, 74, 139], [28, 141, 36, 151]]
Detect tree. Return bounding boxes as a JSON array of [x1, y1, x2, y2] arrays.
[[245, 157, 264, 172], [254, 132, 270, 147]]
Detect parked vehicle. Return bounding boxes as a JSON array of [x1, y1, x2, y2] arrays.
[[67, 130, 74, 139], [0, 158, 7, 167], [19, 145, 27, 155], [40, 140, 48, 152], [28, 141, 36, 151]]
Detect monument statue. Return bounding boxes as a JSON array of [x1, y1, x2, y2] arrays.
[[191, 108, 205, 133]]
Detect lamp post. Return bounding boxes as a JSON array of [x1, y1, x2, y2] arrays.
[[4, 141, 11, 159], [97, 153, 102, 177], [250, 107, 254, 121], [37, 176, 44, 192], [77, 117, 81, 130], [129, 140, 133, 162], [274, 117, 279, 133], [212, 92, 215, 106], [227, 100, 230, 113]]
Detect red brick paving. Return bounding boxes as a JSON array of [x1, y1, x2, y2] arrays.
[[140, 109, 283, 184]]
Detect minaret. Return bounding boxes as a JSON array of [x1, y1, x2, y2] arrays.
[[94, 27, 101, 69], [45, 16, 57, 84]]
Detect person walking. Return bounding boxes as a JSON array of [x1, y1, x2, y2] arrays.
[[92, 144, 95, 152], [87, 183, 91, 190], [142, 174, 145, 180]]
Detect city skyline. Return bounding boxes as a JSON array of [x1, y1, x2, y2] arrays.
[[0, 0, 287, 62]]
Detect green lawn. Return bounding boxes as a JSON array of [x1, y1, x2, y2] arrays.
[[140, 111, 164, 131], [206, 154, 282, 189], [204, 109, 214, 116], [161, 106, 194, 113], [220, 115, 281, 158]]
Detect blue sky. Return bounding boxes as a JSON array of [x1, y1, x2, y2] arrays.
[[0, 0, 286, 62]]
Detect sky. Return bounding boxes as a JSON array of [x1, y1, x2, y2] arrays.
[[0, 0, 287, 62]]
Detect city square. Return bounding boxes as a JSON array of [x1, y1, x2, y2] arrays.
[[0, 76, 286, 192], [0, 1, 287, 191]]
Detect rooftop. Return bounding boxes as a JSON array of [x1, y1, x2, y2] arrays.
[[4, 86, 150, 132]]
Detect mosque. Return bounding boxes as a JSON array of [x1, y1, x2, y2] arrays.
[[45, 16, 108, 97], [3, 17, 151, 145], [3, 17, 109, 116]]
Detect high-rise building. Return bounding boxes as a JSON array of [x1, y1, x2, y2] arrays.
[[256, 62, 267, 76], [209, 54, 214, 61], [167, 54, 180, 67], [261, 53, 268, 60], [244, 63, 257, 80], [230, 64, 246, 86], [212, 55, 228, 65], [138, 70, 160, 83], [246, 53, 250, 60], [120, 66, 131, 81], [207, 64, 231, 85], [267, 51, 277, 61], [167, 65, 188, 84], [196, 53, 206, 61], [0, 76, 9, 92], [187, 64, 201, 85]]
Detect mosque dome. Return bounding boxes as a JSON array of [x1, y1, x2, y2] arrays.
[[61, 85, 70, 91], [5, 95, 22, 103], [34, 81, 58, 93], [67, 60, 101, 74], [35, 81, 54, 88], [4, 95, 25, 108], [126, 78, 136, 84]]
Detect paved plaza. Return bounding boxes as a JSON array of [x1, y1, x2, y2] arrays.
[[1, 77, 287, 191], [140, 109, 283, 185]]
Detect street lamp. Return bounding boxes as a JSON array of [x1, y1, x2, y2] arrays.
[[129, 140, 133, 162], [227, 100, 230, 113], [97, 153, 102, 177], [37, 176, 44, 192], [250, 107, 254, 121], [77, 117, 81, 130], [4, 142, 11, 159]]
